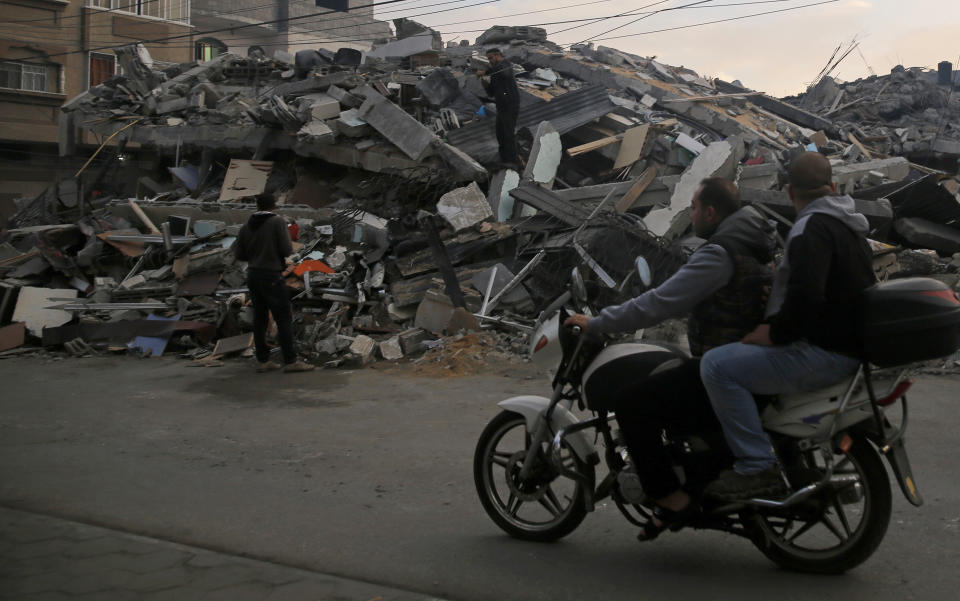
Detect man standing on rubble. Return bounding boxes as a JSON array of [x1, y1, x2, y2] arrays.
[[235, 194, 314, 373], [477, 48, 520, 168], [565, 177, 775, 540], [699, 151, 875, 501]]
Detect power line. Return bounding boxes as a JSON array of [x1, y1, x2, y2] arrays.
[[80, 0, 804, 51], [558, 0, 840, 45], [550, 0, 671, 37], [574, 0, 715, 47]]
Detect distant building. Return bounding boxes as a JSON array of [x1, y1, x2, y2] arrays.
[[0, 0, 193, 209], [190, 0, 390, 61]]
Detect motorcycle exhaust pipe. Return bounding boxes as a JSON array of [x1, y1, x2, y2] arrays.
[[733, 473, 861, 509]]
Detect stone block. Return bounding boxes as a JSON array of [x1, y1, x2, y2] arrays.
[[297, 121, 335, 145], [398, 328, 428, 355], [416, 68, 460, 106], [349, 334, 376, 364], [435, 142, 488, 182], [300, 93, 341, 121], [436, 182, 492, 231], [336, 109, 370, 138], [326, 84, 362, 108], [832, 157, 910, 188], [894, 218, 960, 256], [357, 91, 438, 161], [414, 289, 455, 335], [379, 337, 403, 361]]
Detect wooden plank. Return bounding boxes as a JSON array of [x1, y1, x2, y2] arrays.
[[616, 166, 658, 213], [660, 92, 761, 103], [128, 200, 161, 234], [848, 132, 874, 160], [566, 135, 621, 157]]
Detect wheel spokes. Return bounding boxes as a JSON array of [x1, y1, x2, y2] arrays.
[[506, 492, 524, 517], [818, 512, 847, 542], [787, 518, 819, 543], [831, 497, 854, 537], [491, 451, 514, 468], [538, 486, 566, 517]]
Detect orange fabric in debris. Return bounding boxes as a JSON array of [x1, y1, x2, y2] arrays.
[[292, 260, 334, 276]]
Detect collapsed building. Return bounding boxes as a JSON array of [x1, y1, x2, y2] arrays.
[[2, 22, 959, 369]]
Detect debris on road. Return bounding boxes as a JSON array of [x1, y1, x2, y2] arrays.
[[2, 26, 959, 371]]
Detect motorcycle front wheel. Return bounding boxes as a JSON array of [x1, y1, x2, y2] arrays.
[[749, 434, 892, 573], [473, 410, 594, 542]]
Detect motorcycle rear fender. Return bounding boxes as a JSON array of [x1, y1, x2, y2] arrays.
[[851, 420, 924, 507], [498, 396, 599, 465]]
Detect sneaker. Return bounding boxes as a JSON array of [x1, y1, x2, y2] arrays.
[[256, 360, 282, 372], [283, 360, 315, 373], [704, 467, 788, 501]]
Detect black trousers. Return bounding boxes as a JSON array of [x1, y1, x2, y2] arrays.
[[495, 106, 519, 164], [247, 269, 296, 364], [613, 358, 723, 499]]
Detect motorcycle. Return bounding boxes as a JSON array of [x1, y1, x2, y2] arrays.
[[474, 264, 960, 573]]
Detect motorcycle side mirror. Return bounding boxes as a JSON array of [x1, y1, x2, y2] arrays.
[[570, 267, 587, 305], [635, 256, 652, 289]]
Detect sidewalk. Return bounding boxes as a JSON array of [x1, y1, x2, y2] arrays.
[[0, 506, 447, 601]]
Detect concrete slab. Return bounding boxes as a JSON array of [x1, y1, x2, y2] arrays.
[[436, 183, 493, 231], [487, 169, 520, 221], [523, 121, 561, 189], [895, 218, 960, 256], [12, 287, 77, 338], [644, 139, 735, 238], [357, 91, 438, 161]]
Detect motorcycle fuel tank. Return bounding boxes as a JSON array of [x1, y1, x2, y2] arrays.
[[581, 343, 685, 411]]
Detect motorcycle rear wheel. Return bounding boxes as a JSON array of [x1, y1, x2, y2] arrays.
[[474, 410, 594, 542], [750, 435, 891, 574]]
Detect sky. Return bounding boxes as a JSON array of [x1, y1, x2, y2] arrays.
[[378, 0, 960, 97]]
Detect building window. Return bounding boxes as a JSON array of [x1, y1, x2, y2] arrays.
[[195, 38, 227, 62], [0, 60, 59, 93], [85, 0, 190, 25], [89, 53, 117, 87]]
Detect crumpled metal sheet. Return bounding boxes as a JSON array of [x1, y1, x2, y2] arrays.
[[446, 85, 617, 164]]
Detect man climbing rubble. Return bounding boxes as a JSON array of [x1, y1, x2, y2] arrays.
[[564, 177, 776, 540], [476, 47, 521, 169], [234, 194, 315, 373]]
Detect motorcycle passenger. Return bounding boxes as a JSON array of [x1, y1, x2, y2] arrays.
[[565, 177, 776, 540], [700, 151, 876, 501]]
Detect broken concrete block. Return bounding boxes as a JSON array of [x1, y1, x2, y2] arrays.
[[326, 85, 362, 108], [833, 157, 910, 188], [12, 287, 78, 337], [379, 337, 403, 361], [523, 121, 561, 188], [157, 97, 189, 115], [447, 307, 481, 333], [398, 328, 428, 355], [349, 334, 377, 364], [300, 93, 341, 120], [414, 289, 456, 335], [644, 139, 736, 238], [336, 109, 370, 138], [436, 182, 492, 231], [487, 169, 520, 221], [416, 68, 460, 107], [357, 90, 439, 161], [894, 218, 960, 256], [297, 121, 335, 145], [435, 142, 488, 182]]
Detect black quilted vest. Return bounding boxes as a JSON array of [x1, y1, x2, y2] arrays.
[[687, 235, 774, 357]]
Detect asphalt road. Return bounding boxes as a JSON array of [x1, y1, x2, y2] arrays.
[[1, 355, 958, 601]]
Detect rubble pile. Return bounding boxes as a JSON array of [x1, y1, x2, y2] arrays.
[[3, 23, 960, 371], [784, 67, 960, 158]]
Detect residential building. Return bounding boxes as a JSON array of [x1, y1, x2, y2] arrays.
[[0, 0, 193, 215]]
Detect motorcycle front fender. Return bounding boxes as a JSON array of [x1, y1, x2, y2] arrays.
[[498, 395, 599, 466]]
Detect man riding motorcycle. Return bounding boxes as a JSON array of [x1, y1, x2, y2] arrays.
[[565, 176, 775, 539]]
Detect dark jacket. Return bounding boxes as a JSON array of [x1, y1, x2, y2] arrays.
[[589, 206, 776, 357], [688, 207, 776, 356], [235, 212, 293, 273], [483, 60, 519, 113], [766, 194, 875, 354]]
